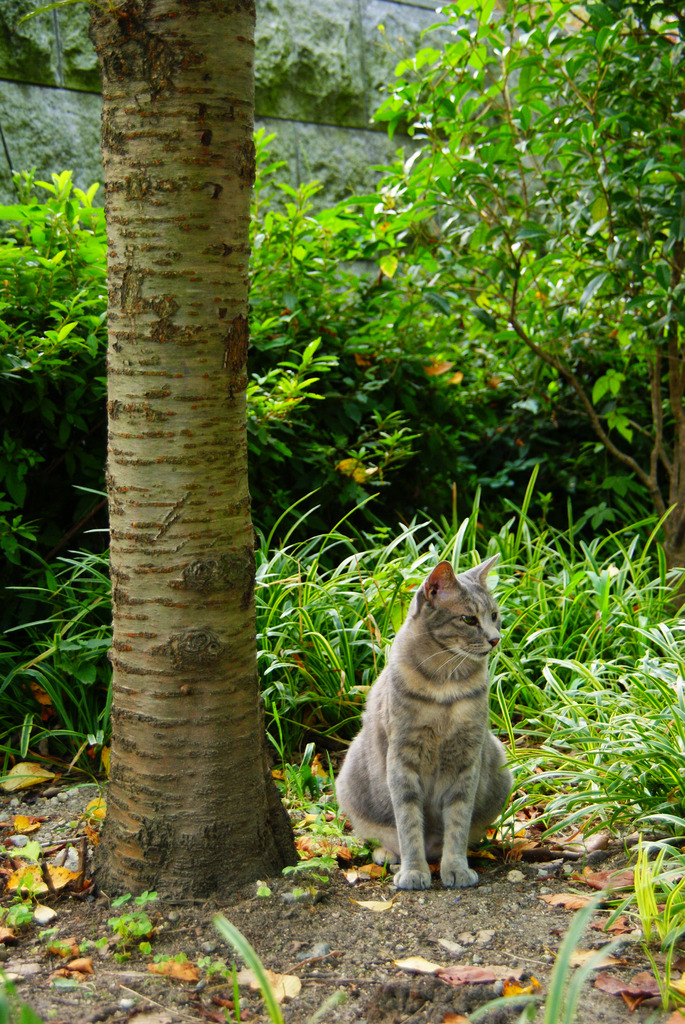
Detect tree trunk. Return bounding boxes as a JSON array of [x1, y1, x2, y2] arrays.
[[89, 0, 296, 897]]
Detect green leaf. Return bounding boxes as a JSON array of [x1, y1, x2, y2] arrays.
[[471, 307, 497, 330], [423, 290, 451, 315], [579, 273, 609, 309]]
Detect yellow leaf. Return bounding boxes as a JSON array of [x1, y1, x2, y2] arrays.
[[310, 753, 328, 778], [669, 974, 685, 995], [29, 682, 52, 707], [335, 458, 377, 484], [447, 372, 464, 385], [84, 797, 106, 821], [336, 458, 361, 477], [1, 762, 56, 792], [148, 960, 200, 982], [350, 895, 399, 912], [503, 977, 541, 997], [13, 815, 41, 835], [6, 865, 47, 896], [379, 255, 398, 278], [100, 746, 111, 775], [9, 863, 83, 896], [394, 956, 443, 974]]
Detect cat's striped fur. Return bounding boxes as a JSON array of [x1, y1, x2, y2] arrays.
[[336, 555, 511, 890]]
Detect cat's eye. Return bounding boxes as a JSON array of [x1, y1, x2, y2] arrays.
[[461, 615, 478, 626], [491, 611, 498, 621]]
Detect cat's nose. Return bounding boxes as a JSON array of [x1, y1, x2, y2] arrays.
[[489, 637, 499, 648]]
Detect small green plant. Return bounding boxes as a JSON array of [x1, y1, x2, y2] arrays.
[[4, 897, 34, 931], [107, 891, 157, 955], [282, 855, 335, 885]]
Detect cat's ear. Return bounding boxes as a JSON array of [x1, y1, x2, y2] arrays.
[[424, 560, 458, 603], [457, 553, 500, 588]]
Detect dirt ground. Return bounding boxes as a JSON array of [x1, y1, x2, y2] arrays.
[[0, 783, 674, 1024]]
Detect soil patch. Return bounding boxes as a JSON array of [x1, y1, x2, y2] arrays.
[[0, 784, 666, 1024]]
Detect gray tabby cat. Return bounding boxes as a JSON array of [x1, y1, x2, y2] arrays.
[[336, 555, 511, 890]]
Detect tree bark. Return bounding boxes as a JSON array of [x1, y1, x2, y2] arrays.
[[89, 0, 296, 897]]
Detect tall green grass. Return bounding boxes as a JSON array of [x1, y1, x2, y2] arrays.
[[1, 479, 683, 839]]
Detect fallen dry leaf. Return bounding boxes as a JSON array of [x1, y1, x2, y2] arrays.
[[394, 956, 444, 974], [0, 927, 17, 945], [12, 815, 42, 835], [669, 973, 685, 996], [7, 863, 84, 896], [568, 948, 622, 968], [237, 968, 301, 1002], [47, 938, 79, 958], [48, 967, 91, 983], [437, 964, 524, 987], [503, 977, 541, 997], [667, 1011, 685, 1024], [438, 965, 497, 986], [350, 895, 398, 912], [294, 835, 352, 862], [442, 1015, 472, 1023], [539, 893, 593, 910], [356, 863, 386, 878], [1, 762, 56, 792], [148, 960, 200, 982], [594, 969, 660, 1010], [578, 868, 634, 892], [591, 915, 638, 936], [29, 682, 53, 707], [67, 957, 93, 974]]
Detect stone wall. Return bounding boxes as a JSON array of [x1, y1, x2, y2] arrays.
[[0, 0, 440, 205]]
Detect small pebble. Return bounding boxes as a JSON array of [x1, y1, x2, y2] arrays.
[[57, 791, 70, 803], [43, 787, 59, 798], [310, 941, 331, 957], [507, 869, 524, 883], [9, 798, 19, 808], [281, 891, 312, 905], [11, 835, 29, 849], [167, 911, 180, 923], [538, 887, 552, 895], [200, 941, 217, 954], [118, 998, 136, 1010]]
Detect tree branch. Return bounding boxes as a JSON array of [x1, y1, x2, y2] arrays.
[[507, 272, 666, 517]]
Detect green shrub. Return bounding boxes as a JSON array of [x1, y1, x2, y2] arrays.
[[0, 169, 108, 627], [365, 0, 681, 541]]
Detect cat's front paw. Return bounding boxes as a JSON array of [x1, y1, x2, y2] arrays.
[[394, 866, 432, 890], [440, 862, 479, 888]]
